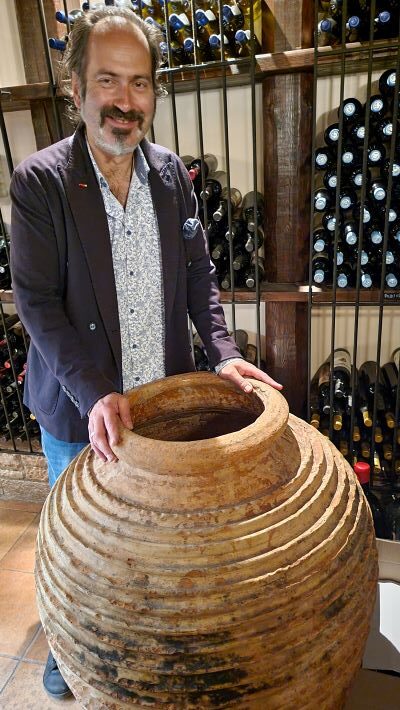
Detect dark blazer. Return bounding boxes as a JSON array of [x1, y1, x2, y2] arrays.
[[10, 124, 240, 442]]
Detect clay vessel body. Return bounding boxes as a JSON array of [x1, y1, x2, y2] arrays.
[[36, 373, 378, 708]]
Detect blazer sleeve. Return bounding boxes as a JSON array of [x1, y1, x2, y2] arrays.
[[173, 156, 242, 369], [10, 166, 117, 418]]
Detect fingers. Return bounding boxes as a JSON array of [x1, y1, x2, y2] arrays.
[[218, 362, 283, 393], [88, 392, 132, 462]]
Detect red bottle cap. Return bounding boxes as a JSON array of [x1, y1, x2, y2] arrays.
[[354, 461, 370, 485]]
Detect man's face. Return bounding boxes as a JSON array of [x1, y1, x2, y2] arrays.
[[72, 23, 156, 157]]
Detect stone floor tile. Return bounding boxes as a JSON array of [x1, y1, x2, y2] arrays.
[[0, 515, 40, 573], [0, 569, 40, 656], [0, 656, 18, 692], [23, 627, 49, 664], [0, 509, 37, 560], [0, 661, 80, 708]]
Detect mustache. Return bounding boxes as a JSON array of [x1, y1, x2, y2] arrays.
[[100, 106, 145, 128]]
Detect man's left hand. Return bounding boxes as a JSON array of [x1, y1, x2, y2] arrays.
[[217, 359, 283, 394]]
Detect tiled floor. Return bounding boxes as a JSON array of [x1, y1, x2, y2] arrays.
[[0, 499, 78, 708], [0, 497, 399, 709]]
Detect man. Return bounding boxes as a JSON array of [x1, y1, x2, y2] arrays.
[[10, 7, 281, 700]]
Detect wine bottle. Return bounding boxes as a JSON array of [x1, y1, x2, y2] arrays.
[[342, 221, 358, 247], [338, 187, 357, 211], [241, 192, 264, 231], [375, 118, 393, 143], [212, 187, 242, 222], [324, 122, 341, 147], [385, 267, 399, 289], [318, 359, 331, 415], [364, 222, 383, 246], [365, 94, 388, 123], [321, 210, 339, 233], [341, 142, 360, 169], [315, 147, 335, 171], [208, 32, 233, 60], [367, 142, 386, 168], [312, 252, 331, 285], [369, 180, 386, 205], [234, 29, 262, 56], [338, 97, 363, 124], [232, 245, 250, 272], [333, 348, 351, 399], [353, 462, 390, 539], [188, 153, 218, 182], [200, 171, 226, 202], [244, 255, 265, 288], [373, 10, 396, 39], [349, 165, 371, 190], [350, 121, 366, 145], [336, 261, 353, 288], [169, 12, 192, 45], [312, 228, 330, 253], [379, 67, 397, 96], [323, 168, 339, 190], [244, 228, 264, 252], [314, 188, 333, 212], [358, 371, 372, 427]]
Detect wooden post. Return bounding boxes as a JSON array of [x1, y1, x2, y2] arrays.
[[262, 0, 313, 416], [14, 0, 72, 149]]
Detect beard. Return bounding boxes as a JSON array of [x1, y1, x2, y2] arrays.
[[82, 103, 153, 157]]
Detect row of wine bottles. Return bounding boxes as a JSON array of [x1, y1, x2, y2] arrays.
[[0, 315, 39, 444], [50, 0, 260, 66], [313, 67, 400, 288], [194, 328, 262, 370], [179, 154, 266, 289], [317, 1, 399, 47], [310, 349, 400, 427]]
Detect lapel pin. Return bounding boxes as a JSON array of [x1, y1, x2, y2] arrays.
[[78, 182, 88, 189]]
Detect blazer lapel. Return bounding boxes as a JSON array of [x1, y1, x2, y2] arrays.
[[57, 126, 122, 377], [141, 139, 181, 330]]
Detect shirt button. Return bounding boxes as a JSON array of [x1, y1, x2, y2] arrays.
[[127, 230, 132, 236], [132, 343, 137, 349], [130, 308, 134, 314], [130, 270, 134, 276], [134, 376, 140, 382], [89, 322, 96, 331]]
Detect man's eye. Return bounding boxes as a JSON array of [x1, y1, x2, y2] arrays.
[[99, 78, 113, 85]]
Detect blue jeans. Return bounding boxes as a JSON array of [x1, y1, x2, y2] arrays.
[[40, 427, 88, 488]]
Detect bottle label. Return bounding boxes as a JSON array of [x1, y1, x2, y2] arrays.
[[369, 149, 381, 162], [205, 9, 217, 20], [344, 102, 356, 116], [316, 153, 328, 166], [318, 365, 330, 387], [230, 3, 241, 15], [178, 12, 191, 24], [371, 98, 384, 112]]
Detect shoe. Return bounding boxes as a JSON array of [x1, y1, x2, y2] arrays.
[[43, 650, 72, 699]]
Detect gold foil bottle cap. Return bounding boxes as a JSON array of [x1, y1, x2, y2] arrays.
[[362, 410, 372, 427], [385, 412, 395, 429], [353, 425, 361, 442], [310, 413, 320, 429], [333, 414, 342, 431], [374, 426, 383, 443]]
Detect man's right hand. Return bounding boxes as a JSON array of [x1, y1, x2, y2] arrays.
[[88, 392, 133, 463]]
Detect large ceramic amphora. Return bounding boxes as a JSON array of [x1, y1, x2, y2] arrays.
[[35, 372, 378, 709]]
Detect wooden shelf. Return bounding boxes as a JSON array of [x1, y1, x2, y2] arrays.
[[1, 37, 398, 112]]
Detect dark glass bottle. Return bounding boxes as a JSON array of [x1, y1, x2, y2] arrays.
[[244, 256, 265, 288], [367, 142, 386, 168], [338, 187, 357, 211], [333, 348, 351, 399], [234, 29, 262, 56], [385, 266, 400, 289], [341, 142, 360, 169], [312, 252, 331, 285], [336, 261, 353, 288], [313, 228, 330, 253], [378, 67, 397, 97], [322, 210, 339, 233], [364, 222, 383, 246], [342, 221, 358, 247], [324, 122, 341, 147], [314, 188, 333, 212], [354, 462, 390, 539], [188, 153, 218, 183], [349, 165, 371, 190], [375, 118, 393, 143], [318, 360, 331, 415], [323, 168, 339, 190], [369, 180, 387, 205], [350, 121, 366, 146], [244, 228, 264, 253], [200, 171, 226, 203], [241, 192, 264, 232], [213, 187, 242, 222], [315, 147, 334, 171], [338, 97, 363, 124], [232, 245, 250, 272], [365, 94, 388, 123]]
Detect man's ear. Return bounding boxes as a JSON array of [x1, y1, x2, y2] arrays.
[[71, 71, 81, 109]]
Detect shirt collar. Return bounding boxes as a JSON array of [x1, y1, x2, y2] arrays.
[[86, 139, 150, 190]]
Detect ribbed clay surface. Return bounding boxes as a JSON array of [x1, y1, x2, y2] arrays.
[[35, 373, 378, 709]]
